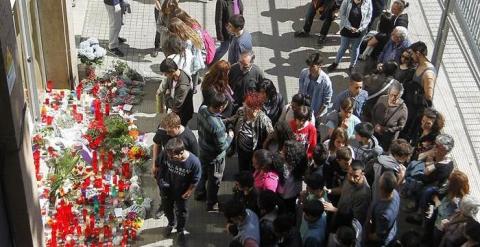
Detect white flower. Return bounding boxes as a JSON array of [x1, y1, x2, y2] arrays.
[[87, 37, 99, 46], [85, 52, 95, 60], [79, 41, 90, 50]]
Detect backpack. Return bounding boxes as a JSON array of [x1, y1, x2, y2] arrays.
[[200, 29, 216, 65]]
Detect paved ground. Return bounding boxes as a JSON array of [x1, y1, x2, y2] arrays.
[[71, 0, 480, 245]]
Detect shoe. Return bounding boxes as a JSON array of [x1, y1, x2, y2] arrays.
[[155, 207, 164, 219], [317, 35, 326, 44], [194, 193, 206, 201], [177, 230, 186, 243], [164, 225, 174, 237], [118, 37, 127, 43], [207, 203, 219, 212], [151, 49, 159, 57], [294, 31, 310, 38], [108, 48, 124, 57], [406, 214, 422, 225], [327, 63, 338, 72]]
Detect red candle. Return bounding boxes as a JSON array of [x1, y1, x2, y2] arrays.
[[92, 151, 98, 174], [104, 184, 110, 195], [113, 174, 118, 186], [99, 205, 105, 218], [82, 209, 87, 222], [105, 103, 110, 116], [94, 177, 102, 188], [107, 152, 114, 170], [46, 80, 53, 93], [99, 192, 106, 204], [118, 180, 125, 192], [122, 163, 130, 179], [89, 214, 95, 230], [75, 84, 82, 100], [72, 104, 77, 114]]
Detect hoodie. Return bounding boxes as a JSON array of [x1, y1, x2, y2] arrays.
[[349, 135, 383, 164], [371, 155, 401, 203]]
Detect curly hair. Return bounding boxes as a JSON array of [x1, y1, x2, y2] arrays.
[[160, 112, 181, 129], [244, 92, 265, 110], [253, 150, 285, 185], [448, 170, 470, 198], [168, 17, 204, 49], [273, 120, 296, 150], [283, 140, 308, 181], [201, 60, 231, 92], [423, 108, 445, 133]]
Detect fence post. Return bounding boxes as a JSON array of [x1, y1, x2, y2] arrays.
[[432, 0, 456, 71]]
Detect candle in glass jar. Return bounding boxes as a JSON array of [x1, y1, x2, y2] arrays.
[[105, 103, 110, 116], [92, 151, 98, 174]]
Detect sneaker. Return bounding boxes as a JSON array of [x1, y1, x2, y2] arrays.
[[327, 63, 338, 72], [194, 193, 206, 201], [118, 37, 127, 44], [177, 230, 186, 243], [108, 48, 124, 57], [164, 225, 174, 237], [151, 49, 159, 57], [317, 35, 327, 44], [207, 203, 219, 212], [294, 31, 310, 38]]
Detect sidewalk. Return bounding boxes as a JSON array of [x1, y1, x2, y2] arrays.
[[72, 0, 480, 245]]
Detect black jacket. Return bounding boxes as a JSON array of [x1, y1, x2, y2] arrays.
[[215, 0, 244, 41]]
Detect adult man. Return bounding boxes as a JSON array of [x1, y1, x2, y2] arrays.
[[332, 72, 368, 118], [213, 0, 244, 64], [155, 138, 201, 239], [294, 0, 330, 38], [104, 0, 127, 57], [152, 112, 199, 168], [227, 15, 253, 65], [160, 58, 194, 126], [367, 171, 400, 246], [298, 52, 333, 117], [376, 26, 410, 64], [323, 147, 352, 204], [229, 50, 265, 109], [224, 200, 261, 247], [323, 160, 372, 226], [195, 93, 234, 211]]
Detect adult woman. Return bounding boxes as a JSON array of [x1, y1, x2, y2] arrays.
[[324, 127, 354, 161], [327, 0, 372, 72], [279, 93, 315, 126], [227, 92, 274, 172], [280, 140, 308, 214], [201, 60, 234, 117], [252, 150, 285, 193], [408, 108, 445, 160], [360, 0, 409, 59], [167, 17, 205, 93], [371, 80, 408, 150], [257, 79, 284, 126], [429, 171, 470, 246], [263, 120, 296, 153], [289, 105, 317, 159], [403, 41, 437, 136], [325, 97, 361, 139], [394, 48, 415, 84], [362, 60, 398, 121]]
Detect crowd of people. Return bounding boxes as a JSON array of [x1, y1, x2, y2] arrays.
[[146, 0, 480, 246]]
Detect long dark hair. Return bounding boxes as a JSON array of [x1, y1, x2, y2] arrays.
[[283, 140, 308, 181], [253, 150, 286, 185]]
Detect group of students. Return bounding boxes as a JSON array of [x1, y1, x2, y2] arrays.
[[149, 0, 480, 246]]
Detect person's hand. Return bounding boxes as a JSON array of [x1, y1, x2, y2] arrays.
[[377, 63, 384, 72], [316, 6, 325, 15], [322, 202, 338, 212], [341, 118, 349, 129], [350, 27, 358, 33], [181, 189, 193, 199], [374, 124, 384, 134], [152, 165, 158, 176], [228, 130, 234, 138]]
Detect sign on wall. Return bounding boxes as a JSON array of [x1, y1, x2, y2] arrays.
[[4, 47, 16, 95]]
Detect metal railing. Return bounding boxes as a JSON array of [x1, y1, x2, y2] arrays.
[[456, 0, 480, 49]]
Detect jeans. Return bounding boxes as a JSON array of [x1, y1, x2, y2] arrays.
[[237, 148, 253, 172], [320, 3, 339, 36], [154, 8, 161, 49], [335, 35, 363, 67], [162, 189, 188, 231], [105, 4, 123, 49], [211, 38, 231, 65], [303, 3, 316, 33], [197, 156, 226, 206]]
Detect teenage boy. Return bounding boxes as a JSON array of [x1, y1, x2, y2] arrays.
[[332, 72, 368, 118], [196, 92, 234, 211], [160, 58, 194, 126], [213, 0, 244, 64], [155, 138, 201, 239], [300, 200, 327, 246], [227, 15, 253, 65], [350, 122, 383, 164], [224, 200, 260, 247]]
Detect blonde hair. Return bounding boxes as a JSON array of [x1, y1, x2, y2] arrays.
[[172, 8, 201, 29], [168, 17, 204, 49]]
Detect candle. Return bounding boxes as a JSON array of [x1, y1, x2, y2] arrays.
[[113, 174, 118, 186], [94, 177, 102, 188], [105, 103, 110, 116], [104, 184, 110, 196], [99, 205, 105, 218], [92, 151, 98, 174], [46, 80, 53, 93], [89, 214, 95, 230], [107, 152, 114, 170]]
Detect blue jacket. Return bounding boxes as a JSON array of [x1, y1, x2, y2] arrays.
[[301, 214, 327, 247], [298, 69, 333, 115]]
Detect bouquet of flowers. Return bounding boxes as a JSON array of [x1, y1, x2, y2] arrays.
[[77, 38, 107, 66], [83, 120, 107, 150], [127, 144, 149, 166]]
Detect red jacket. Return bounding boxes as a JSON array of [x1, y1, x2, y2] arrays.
[[289, 120, 317, 159]]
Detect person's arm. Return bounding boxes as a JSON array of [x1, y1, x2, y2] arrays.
[[319, 78, 333, 115], [386, 106, 407, 133], [214, 124, 233, 152], [187, 131, 200, 157], [307, 126, 318, 159], [339, 0, 352, 30], [358, 0, 373, 32], [215, 0, 224, 41], [422, 70, 436, 103], [352, 192, 370, 224], [182, 158, 202, 199], [243, 239, 259, 247], [152, 143, 160, 175]]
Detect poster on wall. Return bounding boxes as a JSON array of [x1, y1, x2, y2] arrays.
[[4, 47, 16, 95]]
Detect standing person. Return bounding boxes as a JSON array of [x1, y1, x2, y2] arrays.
[[160, 58, 194, 126], [153, 0, 178, 57], [256, 79, 284, 126], [279, 93, 316, 126], [407, 108, 445, 160], [226, 92, 274, 171], [227, 15, 253, 65], [162, 35, 193, 75], [229, 50, 265, 110], [349, 122, 383, 164], [327, 0, 373, 72], [280, 141, 308, 214], [376, 26, 410, 65], [332, 72, 369, 118], [273, 215, 303, 247], [298, 53, 333, 118], [366, 171, 400, 246], [104, 0, 127, 57], [154, 138, 201, 240], [224, 200, 260, 247], [371, 80, 408, 150], [196, 92, 234, 211], [213, 0, 244, 64], [252, 150, 285, 193], [317, 0, 343, 45], [394, 48, 415, 84], [325, 98, 362, 138], [201, 60, 235, 118], [153, 0, 163, 57], [301, 199, 328, 246], [294, 0, 331, 38], [289, 106, 317, 159]]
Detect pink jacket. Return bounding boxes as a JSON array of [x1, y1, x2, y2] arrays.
[[253, 170, 280, 192]]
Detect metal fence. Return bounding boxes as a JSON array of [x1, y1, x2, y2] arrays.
[[455, 0, 480, 58]]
